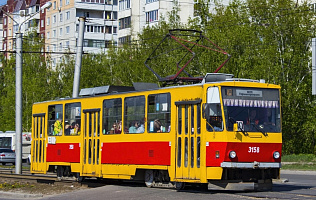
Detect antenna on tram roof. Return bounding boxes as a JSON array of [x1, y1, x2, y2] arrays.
[[144, 29, 231, 85]]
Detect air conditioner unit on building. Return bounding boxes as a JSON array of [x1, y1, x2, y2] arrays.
[[19, 10, 26, 17]]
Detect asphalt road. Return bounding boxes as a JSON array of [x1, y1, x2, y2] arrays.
[[1, 170, 316, 200]]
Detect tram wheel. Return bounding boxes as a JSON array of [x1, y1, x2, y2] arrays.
[[144, 170, 154, 188], [175, 182, 185, 190]]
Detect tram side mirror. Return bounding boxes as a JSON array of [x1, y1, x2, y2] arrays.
[[233, 121, 244, 132], [202, 103, 210, 119]]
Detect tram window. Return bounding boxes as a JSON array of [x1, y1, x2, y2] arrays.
[[103, 98, 122, 135], [185, 105, 188, 134], [206, 103, 223, 132], [177, 137, 181, 167], [184, 137, 188, 167], [147, 93, 171, 133], [64, 103, 81, 136], [197, 104, 201, 134], [178, 105, 182, 134], [191, 137, 194, 168], [197, 136, 200, 168], [124, 96, 145, 134], [191, 105, 194, 134], [48, 104, 63, 136]]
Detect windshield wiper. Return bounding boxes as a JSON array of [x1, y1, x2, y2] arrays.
[[250, 123, 267, 136]]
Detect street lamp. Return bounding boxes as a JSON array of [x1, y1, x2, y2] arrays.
[[3, 1, 52, 174]]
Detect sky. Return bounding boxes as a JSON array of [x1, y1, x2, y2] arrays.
[[0, 0, 6, 6]]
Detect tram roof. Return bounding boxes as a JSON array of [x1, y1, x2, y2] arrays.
[[34, 73, 276, 104]]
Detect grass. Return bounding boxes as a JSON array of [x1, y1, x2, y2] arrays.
[[0, 182, 34, 190], [282, 154, 316, 171]]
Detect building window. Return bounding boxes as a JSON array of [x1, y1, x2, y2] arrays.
[[83, 39, 106, 48], [9, 29, 11, 36], [146, 0, 158, 3], [146, 10, 158, 23], [41, 19, 44, 27], [119, 0, 130, 11], [3, 31, 6, 38], [66, 11, 70, 20], [66, 26, 70, 34], [65, 41, 69, 48], [105, 11, 111, 20], [53, 1, 56, 9], [47, 31, 50, 39], [66, 0, 70, 5], [119, 16, 131, 29], [53, 15, 56, 23], [113, 27, 117, 34], [84, 12, 89, 18], [105, 26, 112, 33], [59, 28, 62, 36], [119, 35, 131, 44], [59, 42, 62, 51], [53, 30, 56, 38], [60, 13, 63, 22], [59, 0, 63, 6], [53, 44, 57, 51], [47, 17, 50, 25], [47, 45, 50, 52], [3, 18, 6, 25]]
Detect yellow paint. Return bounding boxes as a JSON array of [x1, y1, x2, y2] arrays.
[[206, 167, 223, 179]]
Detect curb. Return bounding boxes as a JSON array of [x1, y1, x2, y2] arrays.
[[0, 191, 43, 199]]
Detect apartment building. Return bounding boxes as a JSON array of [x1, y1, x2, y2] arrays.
[[0, 0, 227, 64], [117, 0, 195, 44], [45, 0, 118, 66]]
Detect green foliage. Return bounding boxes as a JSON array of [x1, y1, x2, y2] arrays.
[[0, 0, 315, 156], [282, 154, 316, 162]]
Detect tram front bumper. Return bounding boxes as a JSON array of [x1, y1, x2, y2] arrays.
[[221, 162, 281, 169]]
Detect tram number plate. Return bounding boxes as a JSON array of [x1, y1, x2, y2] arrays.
[[248, 147, 260, 153]]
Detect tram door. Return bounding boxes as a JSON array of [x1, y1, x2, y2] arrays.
[[82, 109, 101, 177], [31, 114, 46, 173], [175, 102, 201, 180]]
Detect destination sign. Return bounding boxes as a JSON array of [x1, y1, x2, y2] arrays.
[[236, 89, 262, 97]]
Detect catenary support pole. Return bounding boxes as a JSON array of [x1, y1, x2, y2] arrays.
[[73, 17, 86, 98], [312, 38, 316, 95], [15, 33, 23, 174]]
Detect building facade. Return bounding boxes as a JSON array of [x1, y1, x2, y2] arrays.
[[0, 0, 225, 64]]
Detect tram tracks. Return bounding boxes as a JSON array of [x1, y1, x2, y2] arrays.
[[0, 169, 82, 187]]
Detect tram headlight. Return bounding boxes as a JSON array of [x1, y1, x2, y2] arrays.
[[273, 151, 280, 159], [229, 151, 236, 159]]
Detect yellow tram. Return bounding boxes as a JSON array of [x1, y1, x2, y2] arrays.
[[31, 73, 281, 190]]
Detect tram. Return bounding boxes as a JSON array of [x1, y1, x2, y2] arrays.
[[30, 73, 281, 190]]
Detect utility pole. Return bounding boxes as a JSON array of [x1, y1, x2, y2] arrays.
[[312, 38, 316, 95], [73, 17, 86, 98], [15, 32, 23, 174], [6, 2, 52, 174]]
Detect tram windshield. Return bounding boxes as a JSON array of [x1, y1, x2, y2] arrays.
[[221, 86, 281, 133]]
